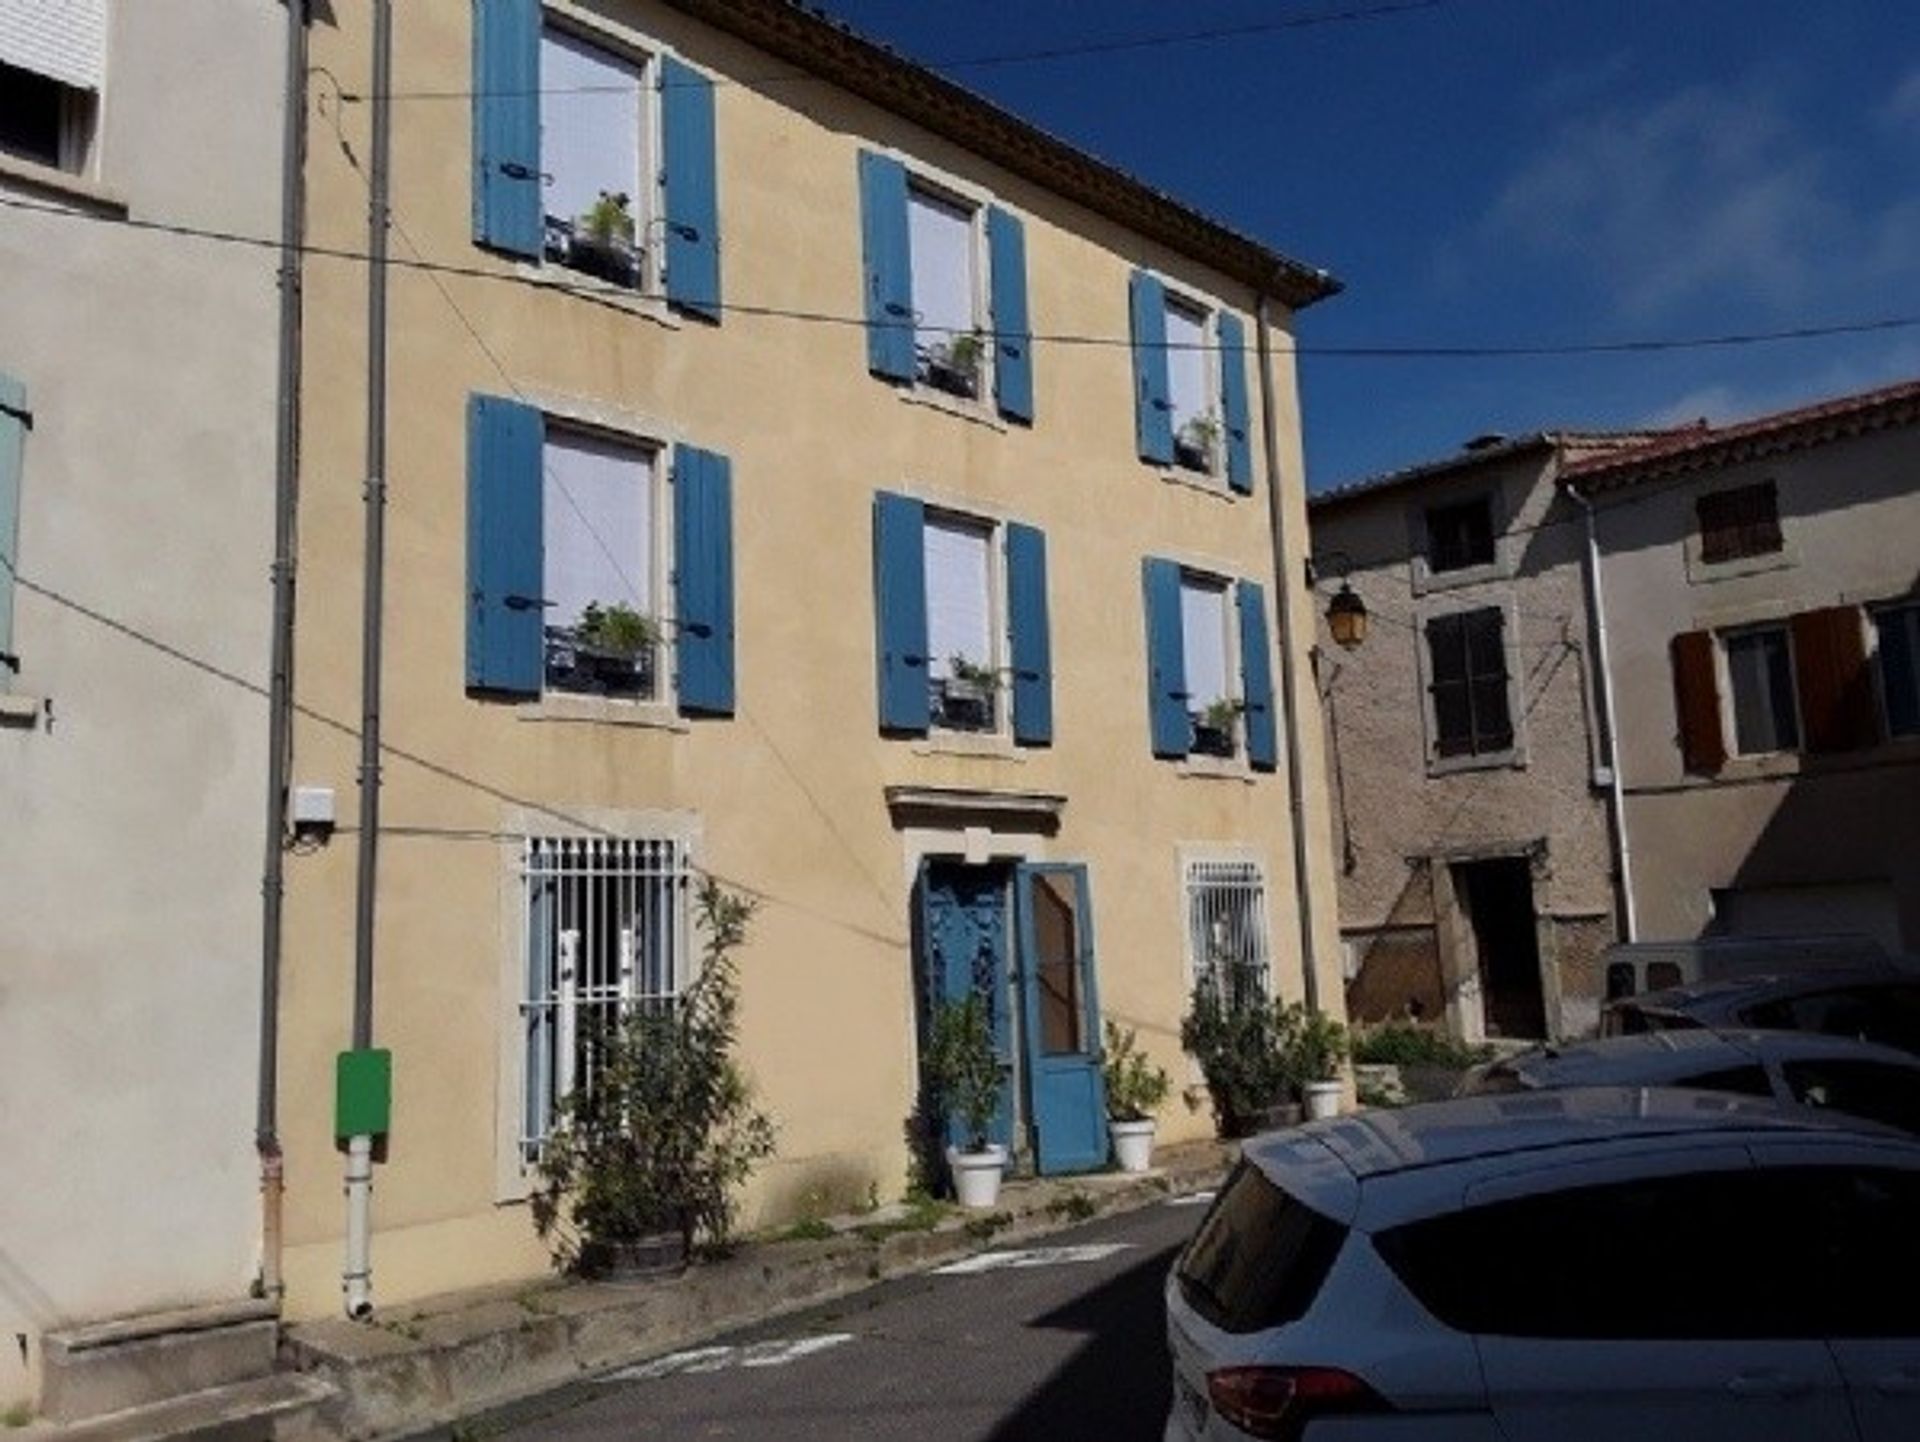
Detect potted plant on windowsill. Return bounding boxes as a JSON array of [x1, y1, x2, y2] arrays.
[[922, 332, 984, 399], [1191, 698, 1241, 757], [925, 992, 1006, 1208], [568, 601, 659, 695], [937, 654, 997, 731], [1175, 413, 1220, 472], [531, 881, 776, 1279], [568, 190, 642, 289], [1100, 1021, 1172, 1173], [1277, 1001, 1350, 1121]]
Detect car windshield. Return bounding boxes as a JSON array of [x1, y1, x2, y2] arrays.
[[1176, 1161, 1346, 1334]]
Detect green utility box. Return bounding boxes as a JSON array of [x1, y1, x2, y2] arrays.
[[335, 1048, 392, 1139]]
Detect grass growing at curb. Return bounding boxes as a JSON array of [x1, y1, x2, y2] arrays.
[[2, 1403, 32, 1429], [781, 1217, 837, 1243], [1046, 1190, 1097, 1223], [963, 1211, 1014, 1242], [853, 1195, 948, 1241]]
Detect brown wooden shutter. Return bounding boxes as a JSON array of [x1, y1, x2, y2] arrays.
[[1791, 606, 1876, 753], [1671, 630, 1726, 774]]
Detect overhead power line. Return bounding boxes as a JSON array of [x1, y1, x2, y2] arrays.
[[5, 191, 1915, 362]]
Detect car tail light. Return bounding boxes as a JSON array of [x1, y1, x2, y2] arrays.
[[1206, 1365, 1391, 1439]]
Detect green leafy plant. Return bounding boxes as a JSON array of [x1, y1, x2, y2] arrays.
[[945, 331, 985, 375], [1100, 1021, 1171, 1122], [1199, 697, 1242, 732], [1179, 413, 1221, 457], [1275, 1001, 1349, 1087], [1351, 1021, 1495, 1070], [579, 189, 635, 246], [577, 601, 659, 658], [947, 653, 996, 689], [1179, 979, 1290, 1139], [925, 993, 1002, 1154], [531, 880, 776, 1264]]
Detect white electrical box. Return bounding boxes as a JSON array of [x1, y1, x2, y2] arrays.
[[292, 785, 336, 831]]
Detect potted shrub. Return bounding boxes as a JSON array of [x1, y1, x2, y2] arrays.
[[569, 190, 641, 287], [938, 654, 997, 731], [923, 331, 984, 398], [925, 993, 1006, 1208], [1175, 413, 1220, 471], [1179, 979, 1293, 1138], [570, 601, 659, 695], [1277, 1001, 1350, 1121], [1100, 1021, 1171, 1172], [1191, 698, 1241, 757], [531, 881, 776, 1277]]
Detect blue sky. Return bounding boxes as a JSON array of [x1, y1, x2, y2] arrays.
[[809, 0, 1920, 489]]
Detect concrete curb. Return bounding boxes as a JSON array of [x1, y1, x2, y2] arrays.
[[280, 1141, 1231, 1441]]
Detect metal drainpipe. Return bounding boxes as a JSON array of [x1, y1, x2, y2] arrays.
[[256, 0, 310, 1306], [1255, 293, 1323, 1013], [1569, 481, 1638, 942], [344, 0, 393, 1322]]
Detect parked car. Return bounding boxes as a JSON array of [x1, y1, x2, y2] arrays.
[[1601, 933, 1889, 1000], [1166, 1087, 1920, 1441], [1455, 1029, 1920, 1134], [1601, 967, 1920, 1054]]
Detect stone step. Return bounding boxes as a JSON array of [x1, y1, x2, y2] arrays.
[[41, 1304, 279, 1425], [43, 1372, 331, 1442]]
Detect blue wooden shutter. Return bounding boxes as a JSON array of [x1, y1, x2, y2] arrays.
[[0, 373, 25, 687], [1129, 270, 1173, 464], [873, 492, 929, 732], [1238, 580, 1278, 770], [661, 56, 721, 321], [1007, 522, 1052, 745], [858, 151, 915, 381], [471, 0, 542, 259], [1142, 557, 1189, 757], [987, 206, 1033, 423], [466, 394, 545, 695], [1218, 311, 1254, 494], [673, 445, 734, 715]]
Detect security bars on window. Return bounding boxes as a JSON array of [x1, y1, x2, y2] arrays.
[[520, 836, 693, 1158], [1185, 860, 1273, 1013]]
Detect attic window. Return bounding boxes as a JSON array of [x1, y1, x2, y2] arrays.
[[1697, 482, 1782, 564], [1426, 497, 1495, 574]]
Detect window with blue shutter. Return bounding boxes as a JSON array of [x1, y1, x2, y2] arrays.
[[1238, 580, 1278, 770], [874, 492, 930, 732], [1007, 523, 1052, 745], [0, 373, 26, 690], [1142, 557, 1189, 756], [466, 395, 546, 696], [1218, 312, 1253, 494], [988, 207, 1033, 423], [859, 152, 915, 382], [1129, 271, 1173, 464], [661, 56, 720, 320], [673, 446, 734, 714], [471, 0, 542, 259]]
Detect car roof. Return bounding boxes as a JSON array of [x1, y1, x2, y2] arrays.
[[1614, 964, 1917, 1016], [1504, 1029, 1920, 1084]]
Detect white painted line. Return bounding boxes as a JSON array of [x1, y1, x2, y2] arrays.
[[933, 1242, 1136, 1275], [1166, 1190, 1216, 1208], [603, 1333, 854, 1382]]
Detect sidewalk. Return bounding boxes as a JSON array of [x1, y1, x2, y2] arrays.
[[280, 1139, 1233, 1441]]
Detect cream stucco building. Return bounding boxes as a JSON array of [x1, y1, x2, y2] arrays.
[[279, 0, 1346, 1319]]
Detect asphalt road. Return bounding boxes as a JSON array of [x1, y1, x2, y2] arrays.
[[449, 1195, 1210, 1441]]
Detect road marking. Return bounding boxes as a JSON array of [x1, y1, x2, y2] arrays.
[[933, 1242, 1136, 1275], [1166, 1190, 1216, 1208], [603, 1333, 854, 1381]]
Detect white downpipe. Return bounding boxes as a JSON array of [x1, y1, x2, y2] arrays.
[[342, 1133, 374, 1319], [1571, 483, 1638, 941]]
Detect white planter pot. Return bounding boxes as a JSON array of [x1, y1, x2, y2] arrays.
[[1109, 1118, 1157, 1173], [949, 1146, 1006, 1209], [1303, 1079, 1344, 1121]]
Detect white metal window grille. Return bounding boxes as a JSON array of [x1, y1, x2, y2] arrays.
[[1185, 860, 1272, 1012], [520, 835, 692, 1157]]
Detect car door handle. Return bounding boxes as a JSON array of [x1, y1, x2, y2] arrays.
[[1727, 1371, 1811, 1400], [1874, 1371, 1920, 1397]]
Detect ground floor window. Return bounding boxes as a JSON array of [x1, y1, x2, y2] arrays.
[[1184, 859, 1272, 1011], [520, 835, 693, 1157]]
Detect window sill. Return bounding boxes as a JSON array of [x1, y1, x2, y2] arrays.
[[1156, 466, 1235, 500], [912, 731, 1024, 761], [515, 261, 683, 332], [0, 693, 45, 728], [898, 386, 1006, 432], [1427, 746, 1527, 777], [1176, 755, 1254, 783], [0, 153, 127, 215], [1686, 549, 1796, 585], [1413, 560, 1512, 597], [518, 694, 688, 731]]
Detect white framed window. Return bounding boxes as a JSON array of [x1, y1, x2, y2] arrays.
[[1180, 572, 1239, 758], [519, 834, 693, 1157], [1723, 624, 1799, 756], [925, 509, 1004, 734], [1164, 294, 1219, 476], [1874, 602, 1920, 740], [540, 21, 652, 291], [0, 0, 104, 178], [907, 181, 988, 402], [541, 427, 663, 702], [1183, 857, 1273, 1011]]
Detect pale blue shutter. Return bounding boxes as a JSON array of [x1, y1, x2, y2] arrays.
[[873, 492, 929, 732], [1218, 311, 1253, 494], [858, 151, 915, 382], [471, 0, 543, 259], [466, 394, 545, 695], [661, 56, 720, 320], [1142, 558, 1189, 757], [673, 445, 734, 715], [1129, 270, 1173, 464], [0, 373, 25, 686], [1007, 522, 1051, 745], [987, 206, 1033, 423], [1238, 580, 1278, 770]]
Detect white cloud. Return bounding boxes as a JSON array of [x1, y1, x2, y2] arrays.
[[1637, 342, 1920, 430], [1885, 66, 1920, 127]]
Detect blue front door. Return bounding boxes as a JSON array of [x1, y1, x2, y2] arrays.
[[1015, 863, 1108, 1175], [919, 862, 1015, 1156]]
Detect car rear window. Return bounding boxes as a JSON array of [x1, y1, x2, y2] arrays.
[[1606, 1003, 1703, 1037], [1676, 1064, 1773, 1097], [1176, 1161, 1346, 1334]]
